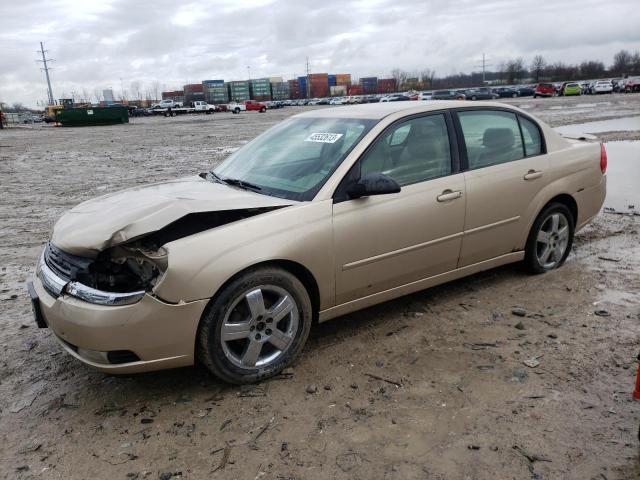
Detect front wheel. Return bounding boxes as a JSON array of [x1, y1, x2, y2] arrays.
[[524, 203, 574, 274], [197, 267, 312, 384], [233, 108, 240, 114], [260, 107, 266, 113]]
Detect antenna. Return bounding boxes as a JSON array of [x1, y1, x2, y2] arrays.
[[474, 53, 493, 84], [37, 42, 55, 105]]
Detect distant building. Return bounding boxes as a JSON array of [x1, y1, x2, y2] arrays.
[[103, 89, 115, 104]]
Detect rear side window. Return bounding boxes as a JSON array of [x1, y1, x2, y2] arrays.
[[458, 110, 524, 169], [519, 116, 542, 156]]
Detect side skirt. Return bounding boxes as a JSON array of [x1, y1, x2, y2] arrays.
[[318, 251, 524, 322]]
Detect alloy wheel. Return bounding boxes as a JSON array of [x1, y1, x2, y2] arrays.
[[220, 285, 299, 369], [535, 212, 570, 269]]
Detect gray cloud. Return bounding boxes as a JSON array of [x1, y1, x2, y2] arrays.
[[1, 0, 639, 107]]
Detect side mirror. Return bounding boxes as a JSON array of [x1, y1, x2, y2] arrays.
[[347, 173, 401, 199]]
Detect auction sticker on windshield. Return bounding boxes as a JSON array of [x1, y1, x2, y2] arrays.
[[305, 132, 344, 143]]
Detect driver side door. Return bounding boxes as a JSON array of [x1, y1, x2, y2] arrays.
[[332, 112, 466, 305]]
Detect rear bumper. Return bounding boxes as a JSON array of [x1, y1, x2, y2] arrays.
[[31, 274, 208, 374]]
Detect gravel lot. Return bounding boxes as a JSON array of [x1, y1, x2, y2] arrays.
[[1, 94, 639, 480]]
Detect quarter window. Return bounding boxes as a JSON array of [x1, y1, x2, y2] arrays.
[[458, 110, 525, 169], [519, 116, 542, 157], [359, 114, 452, 186]]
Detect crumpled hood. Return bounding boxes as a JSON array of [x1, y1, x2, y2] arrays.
[[52, 175, 294, 257]]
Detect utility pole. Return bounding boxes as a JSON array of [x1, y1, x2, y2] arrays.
[[247, 66, 251, 80], [305, 57, 310, 98], [37, 42, 55, 105], [474, 53, 493, 85]]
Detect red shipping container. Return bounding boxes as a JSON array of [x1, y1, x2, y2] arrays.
[[347, 85, 362, 95]]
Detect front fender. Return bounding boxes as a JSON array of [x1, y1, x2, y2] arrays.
[[153, 200, 334, 309]]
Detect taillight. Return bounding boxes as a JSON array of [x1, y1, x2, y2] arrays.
[[600, 143, 607, 174]]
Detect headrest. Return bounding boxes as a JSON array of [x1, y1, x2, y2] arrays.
[[483, 128, 514, 149]]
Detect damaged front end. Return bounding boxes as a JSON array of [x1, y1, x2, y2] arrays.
[[39, 241, 167, 306], [39, 207, 286, 306]]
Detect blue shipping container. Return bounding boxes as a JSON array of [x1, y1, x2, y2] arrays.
[[328, 74, 336, 87]]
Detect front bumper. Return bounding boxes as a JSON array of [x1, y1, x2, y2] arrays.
[[31, 272, 209, 374]]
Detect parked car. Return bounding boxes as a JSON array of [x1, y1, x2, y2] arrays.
[[432, 89, 466, 100], [560, 83, 582, 96], [624, 77, 640, 92], [591, 80, 613, 94], [28, 101, 607, 383], [533, 83, 555, 98], [515, 85, 535, 97], [491, 87, 519, 98], [157, 99, 183, 108], [329, 98, 344, 105], [463, 87, 499, 100], [380, 93, 411, 102], [418, 91, 433, 100]]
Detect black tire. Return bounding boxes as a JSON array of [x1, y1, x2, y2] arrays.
[[471, 95, 477, 101], [233, 108, 240, 114], [512, 93, 518, 98], [524, 202, 575, 274], [197, 267, 312, 384], [260, 107, 266, 113]]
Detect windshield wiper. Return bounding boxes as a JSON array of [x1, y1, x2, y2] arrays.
[[206, 171, 227, 185], [223, 178, 263, 191]]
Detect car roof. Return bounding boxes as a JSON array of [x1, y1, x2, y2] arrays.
[[293, 100, 515, 120]]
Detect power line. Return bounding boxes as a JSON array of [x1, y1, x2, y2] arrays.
[[474, 53, 493, 84], [37, 42, 55, 105]]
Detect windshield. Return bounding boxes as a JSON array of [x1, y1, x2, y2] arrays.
[[213, 117, 376, 201]]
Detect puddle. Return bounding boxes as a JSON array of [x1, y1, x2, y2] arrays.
[[555, 116, 640, 134], [603, 141, 640, 212]]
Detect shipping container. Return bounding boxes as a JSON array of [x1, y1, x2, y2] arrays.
[[330, 85, 347, 96], [298, 77, 308, 98], [271, 82, 290, 100], [328, 75, 336, 87], [250, 78, 271, 100], [183, 83, 204, 93], [203, 80, 229, 103], [162, 90, 183, 100], [288, 80, 302, 99], [226, 81, 250, 102], [359, 77, 378, 94], [347, 85, 363, 95], [268, 76, 283, 84], [377, 78, 397, 93], [335, 74, 352, 86]]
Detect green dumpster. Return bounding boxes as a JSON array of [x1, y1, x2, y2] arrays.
[[55, 107, 129, 126]]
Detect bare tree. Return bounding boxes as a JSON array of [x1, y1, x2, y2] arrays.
[[579, 61, 605, 79], [505, 58, 525, 84], [130, 81, 142, 101], [93, 88, 103, 103], [419, 69, 437, 89], [530, 55, 546, 83], [390, 69, 408, 90], [612, 49, 633, 75]]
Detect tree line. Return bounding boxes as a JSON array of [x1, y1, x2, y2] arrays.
[[391, 50, 640, 90]]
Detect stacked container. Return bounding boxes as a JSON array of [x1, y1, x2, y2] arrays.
[[270, 82, 290, 101], [161, 90, 184, 101], [348, 84, 363, 95], [288, 80, 301, 99], [377, 78, 397, 94], [308, 73, 329, 98], [359, 77, 378, 94], [297, 76, 308, 98], [226, 81, 250, 102], [335, 74, 352, 86], [328, 75, 337, 87], [250, 78, 272, 101], [203, 80, 228, 104], [183, 84, 204, 104], [269, 76, 283, 84], [330, 85, 347, 96]]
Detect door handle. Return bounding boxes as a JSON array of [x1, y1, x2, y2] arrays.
[[524, 170, 543, 180], [437, 189, 463, 202]]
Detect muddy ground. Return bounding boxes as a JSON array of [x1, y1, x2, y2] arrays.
[[1, 94, 639, 480]]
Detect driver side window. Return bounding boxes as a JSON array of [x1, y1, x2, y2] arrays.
[[360, 114, 452, 186]]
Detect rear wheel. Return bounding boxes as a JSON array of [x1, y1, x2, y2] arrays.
[[524, 203, 574, 274], [233, 108, 240, 114], [197, 267, 312, 384], [260, 107, 266, 113]]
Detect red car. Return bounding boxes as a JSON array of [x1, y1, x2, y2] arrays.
[[533, 83, 555, 98]]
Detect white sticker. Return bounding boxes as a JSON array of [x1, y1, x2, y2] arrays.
[[305, 132, 344, 144], [87, 110, 93, 115]]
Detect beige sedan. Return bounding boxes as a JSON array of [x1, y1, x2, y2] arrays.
[[29, 101, 606, 383]]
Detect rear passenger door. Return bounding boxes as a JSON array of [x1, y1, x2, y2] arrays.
[[455, 109, 548, 267]]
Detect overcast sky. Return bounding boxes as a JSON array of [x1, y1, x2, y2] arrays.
[[1, 0, 639, 107]]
